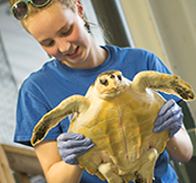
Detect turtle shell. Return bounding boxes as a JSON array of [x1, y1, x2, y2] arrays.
[[68, 73, 169, 182]]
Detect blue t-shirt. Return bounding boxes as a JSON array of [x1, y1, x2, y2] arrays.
[[14, 45, 180, 183]]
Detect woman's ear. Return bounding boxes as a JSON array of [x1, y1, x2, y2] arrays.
[[75, 0, 84, 19]]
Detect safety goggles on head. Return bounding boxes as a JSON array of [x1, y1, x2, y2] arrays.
[[11, 0, 51, 20]]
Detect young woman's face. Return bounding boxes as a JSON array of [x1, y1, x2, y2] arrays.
[[25, 2, 92, 68]]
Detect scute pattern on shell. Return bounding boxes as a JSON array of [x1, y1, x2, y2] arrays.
[[31, 70, 195, 183]]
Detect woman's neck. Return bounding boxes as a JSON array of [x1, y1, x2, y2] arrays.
[[89, 42, 108, 68]]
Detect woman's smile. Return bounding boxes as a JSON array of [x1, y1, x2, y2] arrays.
[[65, 45, 80, 58]]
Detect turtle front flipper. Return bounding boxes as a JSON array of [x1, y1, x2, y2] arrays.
[[132, 71, 195, 101], [31, 95, 90, 146]]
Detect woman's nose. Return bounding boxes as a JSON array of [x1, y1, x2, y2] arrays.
[[58, 40, 70, 54]]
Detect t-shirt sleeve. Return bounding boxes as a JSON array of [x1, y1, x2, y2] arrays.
[[146, 52, 182, 104], [14, 86, 62, 147]]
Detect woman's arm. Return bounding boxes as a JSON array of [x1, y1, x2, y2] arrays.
[[166, 124, 193, 163], [154, 99, 193, 163], [34, 140, 83, 183]]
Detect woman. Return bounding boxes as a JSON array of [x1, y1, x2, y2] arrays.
[[9, 0, 193, 182]]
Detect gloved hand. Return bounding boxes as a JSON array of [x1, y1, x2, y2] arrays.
[[57, 133, 94, 165], [154, 99, 183, 138]]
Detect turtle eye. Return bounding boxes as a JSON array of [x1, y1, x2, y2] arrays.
[[99, 79, 109, 86], [117, 75, 122, 81], [110, 74, 115, 79]]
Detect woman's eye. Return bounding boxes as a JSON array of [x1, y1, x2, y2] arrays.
[[41, 40, 55, 47], [61, 25, 73, 36], [44, 40, 55, 47]]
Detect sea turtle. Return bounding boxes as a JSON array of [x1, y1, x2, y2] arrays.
[[31, 70, 195, 183]]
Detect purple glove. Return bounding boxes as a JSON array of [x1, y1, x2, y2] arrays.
[[154, 99, 183, 138], [57, 133, 94, 165]]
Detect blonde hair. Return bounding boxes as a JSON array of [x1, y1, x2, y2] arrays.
[[8, 0, 76, 28]]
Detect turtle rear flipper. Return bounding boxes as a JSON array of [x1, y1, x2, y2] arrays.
[[31, 95, 90, 146], [132, 71, 195, 101]]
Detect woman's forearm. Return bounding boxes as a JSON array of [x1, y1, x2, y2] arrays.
[[45, 160, 83, 183], [34, 141, 84, 183], [166, 125, 193, 163]]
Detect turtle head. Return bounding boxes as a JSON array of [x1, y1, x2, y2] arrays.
[[93, 70, 130, 99]]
